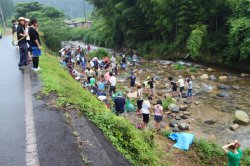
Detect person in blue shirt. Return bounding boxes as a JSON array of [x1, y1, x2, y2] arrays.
[[114, 92, 126, 116]]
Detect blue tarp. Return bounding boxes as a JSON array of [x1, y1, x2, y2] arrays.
[[169, 133, 194, 150]]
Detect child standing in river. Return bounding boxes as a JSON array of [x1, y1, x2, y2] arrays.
[[187, 78, 193, 99]]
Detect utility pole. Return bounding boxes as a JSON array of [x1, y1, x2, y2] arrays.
[[83, 0, 86, 22], [0, 5, 6, 31], [70, 5, 73, 20]]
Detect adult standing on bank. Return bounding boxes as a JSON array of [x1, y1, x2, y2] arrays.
[[109, 72, 117, 96], [17, 17, 28, 67], [25, 18, 32, 63], [29, 19, 42, 71]]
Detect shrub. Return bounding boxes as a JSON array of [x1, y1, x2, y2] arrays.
[[190, 67, 198, 73], [242, 148, 250, 166], [162, 97, 176, 110], [194, 139, 225, 165], [89, 48, 109, 59], [173, 64, 185, 70]]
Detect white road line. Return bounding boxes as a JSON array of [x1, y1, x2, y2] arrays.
[[24, 67, 40, 166]]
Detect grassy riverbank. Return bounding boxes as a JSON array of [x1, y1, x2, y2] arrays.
[[38, 50, 250, 166]]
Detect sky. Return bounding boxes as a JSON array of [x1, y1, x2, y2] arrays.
[[13, 0, 93, 18]]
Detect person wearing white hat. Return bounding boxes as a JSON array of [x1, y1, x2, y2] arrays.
[[17, 17, 28, 67]]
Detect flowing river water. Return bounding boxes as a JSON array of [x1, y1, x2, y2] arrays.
[[64, 41, 250, 148]]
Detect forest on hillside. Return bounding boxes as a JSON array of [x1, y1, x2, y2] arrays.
[[75, 0, 250, 69], [12, 0, 93, 18]]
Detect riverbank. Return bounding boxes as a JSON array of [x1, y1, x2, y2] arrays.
[[66, 40, 250, 148], [39, 41, 250, 165]]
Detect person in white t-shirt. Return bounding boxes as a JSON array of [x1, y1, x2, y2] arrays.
[[187, 78, 193, 99], [141, 97, 151, 128], [109, 72, 116, 96], [178, 75, 185, 97]]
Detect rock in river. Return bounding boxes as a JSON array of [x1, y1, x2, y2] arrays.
[[217, 92, 230, 98], [168, 104, 180, 113], [241, 73, 249, 77], [172, 128, 180, 132], [200, 74, 209, 80], [178, 123, 189, 130], [179, 105, 188, 111], [234, 111, 250, 125], [217, 84, 231, 90], [169, 120, 178, 127], [229, 124, 240, 131], [210, 75, 217, 81], [218, 76, 228, 80], [183, 99, 192, 104], [207, 68, 215, 72]]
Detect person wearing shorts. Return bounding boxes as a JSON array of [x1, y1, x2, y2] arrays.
[[141, 97, 151, 128], [154, 100, 163, 130], [136, 84, 143, 114]]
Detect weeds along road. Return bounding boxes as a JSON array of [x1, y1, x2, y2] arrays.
[[0, 35, 129, 166]]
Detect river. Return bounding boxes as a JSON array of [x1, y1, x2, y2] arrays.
[[63, 41, 250, 148]]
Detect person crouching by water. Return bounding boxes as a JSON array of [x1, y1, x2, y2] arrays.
[[28, 19, 42, 71], [222, 140, 243, 166], [114, 92, 126, 116], [17, 17, 28, 67]]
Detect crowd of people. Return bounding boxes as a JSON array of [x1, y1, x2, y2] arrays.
[[12, 17, 42, 71], [58, 45, 196, 131], [59, 45, 244, 165]]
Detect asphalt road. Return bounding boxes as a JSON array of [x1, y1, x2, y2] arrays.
[[0, 36, 130, 166], [0, 36, 26, 166], [0, 36, 83, 166]]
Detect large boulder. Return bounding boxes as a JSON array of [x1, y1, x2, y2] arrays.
[[234, 111, 250, 125], [168, 104, 180, 113], [200, 74, 209, 80], [241, 73, 249, 77], [217, 84, 231, 90]]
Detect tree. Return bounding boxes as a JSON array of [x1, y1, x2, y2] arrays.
[[0, 0, 14, 28], [15, 2, 43, 18], [186, 24, 207, 59]]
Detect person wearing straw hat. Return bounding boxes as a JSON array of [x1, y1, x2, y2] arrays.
[[17, 17, 28, 67]]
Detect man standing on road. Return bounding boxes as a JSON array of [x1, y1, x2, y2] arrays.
[[29, 19, 42, 71], [17, 17, 28, 67], [12, 20, 17, 35]]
